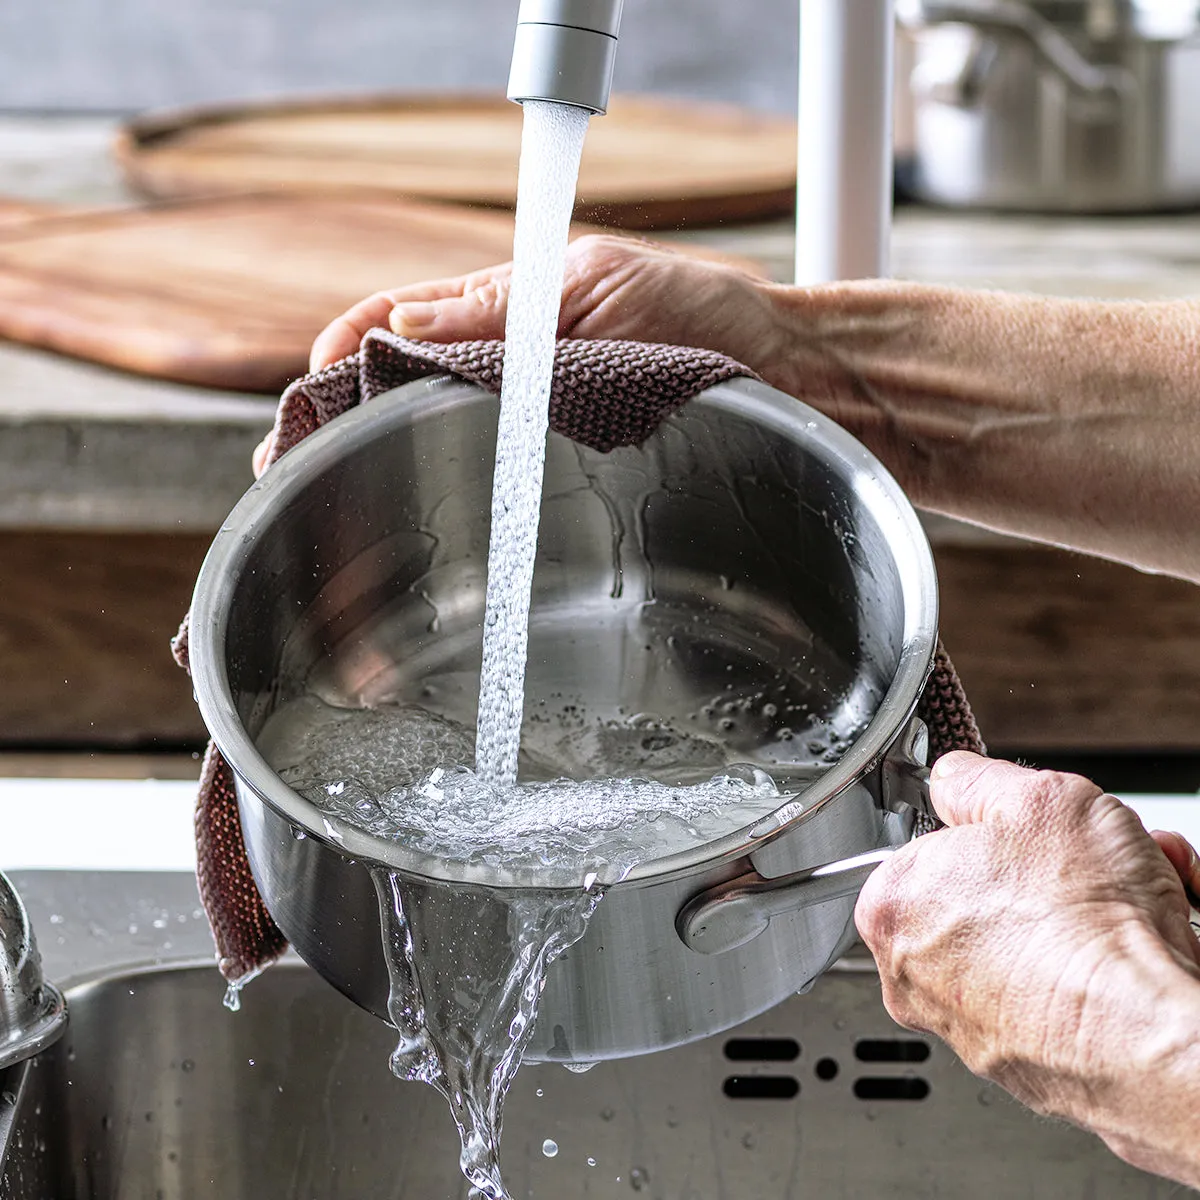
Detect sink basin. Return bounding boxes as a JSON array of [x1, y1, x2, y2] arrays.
[[0, 957, 1175, 1199]]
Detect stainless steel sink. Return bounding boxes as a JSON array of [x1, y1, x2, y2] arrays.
[[0, 872, 1178, 1199]]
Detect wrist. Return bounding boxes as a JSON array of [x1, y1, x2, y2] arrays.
[[1058, 929, 1200, 1184], [753, 279, 961, 503]]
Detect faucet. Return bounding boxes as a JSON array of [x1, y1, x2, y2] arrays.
[[0, 871, 67, 1171], [507, 0, 896, 286], [507, 0, 625, 115]]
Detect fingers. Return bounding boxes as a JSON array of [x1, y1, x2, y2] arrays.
[[1150, 830, 1200, 899], [308, 267, 515, 371], [928, 752, 1016, 826], [928, 752, 1102, 829], [389, 268, 512, 344], [252, 432, 272, 479], [310, 290, 405, 371]]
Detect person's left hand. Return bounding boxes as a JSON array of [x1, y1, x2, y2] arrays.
[[856, 751, 1200, 1183]]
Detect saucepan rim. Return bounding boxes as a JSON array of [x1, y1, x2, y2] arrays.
[[189, 374, 938, 889]]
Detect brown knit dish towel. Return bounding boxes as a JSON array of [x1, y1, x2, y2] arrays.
[[173, 329, 985, 986]]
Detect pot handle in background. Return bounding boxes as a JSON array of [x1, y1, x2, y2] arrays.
[[900, 0, 1133, 99]]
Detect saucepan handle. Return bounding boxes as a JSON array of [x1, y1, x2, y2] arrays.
[[678, 746, 935, 956], [676, 847, 901, 956], [678, 769, 1200, 957]]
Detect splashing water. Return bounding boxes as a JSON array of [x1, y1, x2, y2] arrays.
[[373, 869, 601, 1199], [258, 697, 788, 1200], [475, 100, 592, 787]]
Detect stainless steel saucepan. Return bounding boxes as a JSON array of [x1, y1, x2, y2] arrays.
[[188, 374, 939, 1061], [900, 0, 1200, 211]]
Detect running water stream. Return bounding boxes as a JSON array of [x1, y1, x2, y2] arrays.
[[475, 99, 593, 788], [255, 99, 794, 1200]]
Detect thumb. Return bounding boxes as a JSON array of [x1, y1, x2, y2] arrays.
[[390, 275, 511, 344], [928, 752, 1042, 827]]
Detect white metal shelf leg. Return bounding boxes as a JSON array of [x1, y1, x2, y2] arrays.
[[796, 0, 896, 286]]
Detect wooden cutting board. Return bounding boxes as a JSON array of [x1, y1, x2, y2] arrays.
[[0, 192, 761, 394], [0, 193, 581, 393], [116, 93, 799, 230]]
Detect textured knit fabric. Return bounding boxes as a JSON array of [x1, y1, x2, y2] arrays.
[[173, 332, 983, 985]]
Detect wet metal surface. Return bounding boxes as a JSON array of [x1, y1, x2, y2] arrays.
[[0, 870, 1176, 1199]]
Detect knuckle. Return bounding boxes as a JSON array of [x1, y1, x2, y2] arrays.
[[1038, 768, 1101, 803], [855, 855, 916, 949], [569, 233, 633, 277], [468, 278, 506, 311]]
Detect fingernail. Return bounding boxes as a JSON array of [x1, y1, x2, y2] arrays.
[[390, 302, 437, 334], [932, 751, 977, 779]]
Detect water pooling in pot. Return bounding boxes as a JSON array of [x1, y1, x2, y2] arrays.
[[251, 100, 859, 1200]]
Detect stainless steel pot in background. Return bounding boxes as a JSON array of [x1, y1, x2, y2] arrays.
[[188, 375, 939, 1062], [899, 0, 1200, 210]]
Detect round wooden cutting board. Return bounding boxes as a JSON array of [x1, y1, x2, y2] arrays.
[[116, 93, 798, 230]]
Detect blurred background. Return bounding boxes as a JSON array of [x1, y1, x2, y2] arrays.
[[0, 0, 800, 113]]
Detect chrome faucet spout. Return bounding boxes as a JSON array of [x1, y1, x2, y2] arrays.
[[507, 0, 624, 114], [0, 871, 66, 1073], [0, 871, 67, 1172]]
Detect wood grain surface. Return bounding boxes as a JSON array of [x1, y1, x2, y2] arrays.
[[4, 532, 1200, 753], [0, 192, 573, 392], [937, 545, 1200, 751], [116, 92, 799, 229], [0, 531, 209, 747]]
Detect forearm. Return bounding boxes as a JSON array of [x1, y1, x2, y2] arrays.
[[762, 281, 1200, 581], [1060, 944, 1200, 1188]]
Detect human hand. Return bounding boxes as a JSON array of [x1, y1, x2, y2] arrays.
[[308, 234, 787, 378], [856, 752, 1200, 1185], [251, 236, 786, 479]]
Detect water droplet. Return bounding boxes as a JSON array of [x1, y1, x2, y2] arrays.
[[741, 1131, 756, 1149], [587, 1157, 597, 1167], [630, 1166, 650, 1190], [536, 1088, 544, 1097], [563, 1061, 594, 1074], [600, 1106, 615, 1121], [542, 1139, 559, 1158], [181, 1059, 195, 1072]]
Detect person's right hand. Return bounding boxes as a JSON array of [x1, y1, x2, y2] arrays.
[[309, 234, 789, 380], [857, 752, 1200, 1188]]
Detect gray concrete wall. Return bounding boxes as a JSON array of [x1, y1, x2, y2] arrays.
[[0, 0, 799, 113]]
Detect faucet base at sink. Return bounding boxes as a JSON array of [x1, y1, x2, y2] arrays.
[[0, 959, 1173, 1199]]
